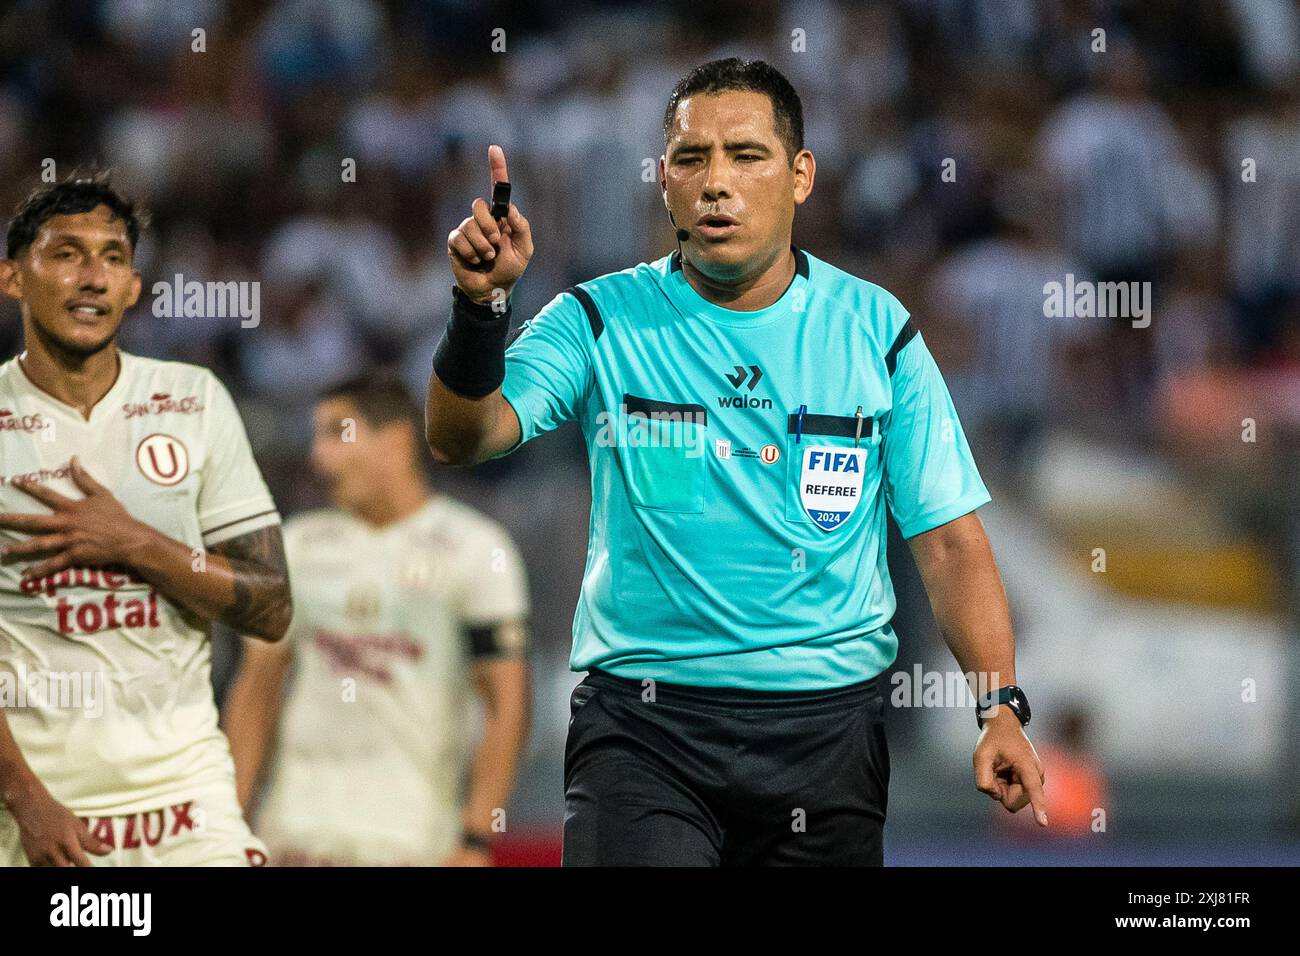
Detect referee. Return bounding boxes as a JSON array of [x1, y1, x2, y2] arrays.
[[425, 58, 1046, 866]]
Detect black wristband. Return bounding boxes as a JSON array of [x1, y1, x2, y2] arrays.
[[432, 286, 513, 397], [461, 829, 493, 852]]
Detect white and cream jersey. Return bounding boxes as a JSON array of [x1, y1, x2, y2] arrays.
[[256, 497, 529, 865], [0, 350, 280, 816]]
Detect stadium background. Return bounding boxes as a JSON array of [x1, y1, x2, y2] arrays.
[[1, 0, 1298, 865]]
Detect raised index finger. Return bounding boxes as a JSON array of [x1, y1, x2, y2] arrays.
[[488, 144, 509, 188]]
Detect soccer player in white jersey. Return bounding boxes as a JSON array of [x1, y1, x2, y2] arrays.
[[0, 172, 291, 866], [223, 373, 531, 866]]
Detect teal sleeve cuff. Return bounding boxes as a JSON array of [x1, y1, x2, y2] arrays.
[[895, 489, 992, 539]]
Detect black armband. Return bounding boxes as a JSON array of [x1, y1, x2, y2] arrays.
[[432, 286, 513, 398], [463, 621, 528, 659]]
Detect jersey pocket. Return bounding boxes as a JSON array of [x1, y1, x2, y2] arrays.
[[620, 394, 709, 513], [783, 410, 880, 529]]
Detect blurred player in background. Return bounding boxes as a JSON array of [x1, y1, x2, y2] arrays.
[[0, 172, 290, 866], [224, 373, 531, 866]]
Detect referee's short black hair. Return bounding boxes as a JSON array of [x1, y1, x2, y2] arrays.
[[663, 58, 805, 165], [6, 168, 148, 260]]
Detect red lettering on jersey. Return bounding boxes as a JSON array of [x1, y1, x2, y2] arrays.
[[0, 411, 46, 433], [311, 629, 422, 685], [146, 444, 181, 480], [75, 602, 103, 632], [22, 565, 147, 600], [122, 812, 141, 849], [91, 816, 116, 849], [123, 395, 203, 418], [43, 588, 161, 635], [169, 801, 195, 836], [56, 597, 73, 635], [102, 593, 120, 628], [123, 598, 146, 628], [101, 570, 127, 588], [142, 809, 165, 846]]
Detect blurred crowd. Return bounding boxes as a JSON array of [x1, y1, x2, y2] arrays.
[[1, 0, 1298, 642]]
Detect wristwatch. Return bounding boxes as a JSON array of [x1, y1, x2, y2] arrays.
[[976, 685, 1031, 729]]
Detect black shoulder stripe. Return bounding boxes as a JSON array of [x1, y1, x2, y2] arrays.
[[885, 318, 919, 376], [566, 285, 603, 342]]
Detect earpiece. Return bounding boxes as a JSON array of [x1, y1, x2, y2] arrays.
[[668, 209, 689, 243]]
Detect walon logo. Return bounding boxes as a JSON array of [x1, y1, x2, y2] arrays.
[[719, 365, 772, 409]]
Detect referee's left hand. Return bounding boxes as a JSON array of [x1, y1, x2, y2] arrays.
[[973, 710, 1048, 826]]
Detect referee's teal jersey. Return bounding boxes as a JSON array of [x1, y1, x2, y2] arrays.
[[501, 246, 990, 689]]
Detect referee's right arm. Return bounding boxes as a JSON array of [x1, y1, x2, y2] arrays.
[[426, 144, 532, 465]]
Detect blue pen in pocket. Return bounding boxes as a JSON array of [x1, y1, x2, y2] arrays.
[[795, 404, 806, 443]]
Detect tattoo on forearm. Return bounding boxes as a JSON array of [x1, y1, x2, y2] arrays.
[[210, 526, 291, 639]]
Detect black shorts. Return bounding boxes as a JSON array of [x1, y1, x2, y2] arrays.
[[562, 667, 889, 866]]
